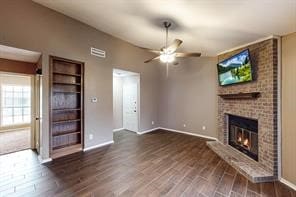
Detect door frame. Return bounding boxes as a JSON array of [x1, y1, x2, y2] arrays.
[[137, 75, 140, 133], [32, 74, 41, 152], [113, 69, 140, 133]]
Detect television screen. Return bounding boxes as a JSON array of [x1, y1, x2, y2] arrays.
[[217, 49, 253, 86]]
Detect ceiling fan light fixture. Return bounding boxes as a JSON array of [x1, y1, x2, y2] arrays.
[[141, 21, 201, 64], [160, 53, 175, 63]]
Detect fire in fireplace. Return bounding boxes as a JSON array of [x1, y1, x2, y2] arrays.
[[228, 114, 258, 161]]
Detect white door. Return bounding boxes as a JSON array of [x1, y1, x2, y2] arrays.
[[123, 82, 138, 132]]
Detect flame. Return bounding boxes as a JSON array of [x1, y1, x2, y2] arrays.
[[243, 138, 249, 147], [238, 136, 242, 142]]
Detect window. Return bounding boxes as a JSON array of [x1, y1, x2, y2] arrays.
[[1, 85, 31, 126]]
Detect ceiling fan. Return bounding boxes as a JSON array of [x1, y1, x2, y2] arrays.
[[141, 21, 201, 65]]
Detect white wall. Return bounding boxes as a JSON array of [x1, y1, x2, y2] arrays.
[[0, 74, 32, 131], [0, 74, 31, 86], [113, 76, 123, 130]]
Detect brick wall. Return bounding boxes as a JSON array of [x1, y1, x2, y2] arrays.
[[217, 39, 278, 175]]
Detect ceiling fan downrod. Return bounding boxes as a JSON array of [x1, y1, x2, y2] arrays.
[[163, 21, 171, 49]]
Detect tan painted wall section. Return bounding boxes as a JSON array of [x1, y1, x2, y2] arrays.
[[282, 32, 296, 185]]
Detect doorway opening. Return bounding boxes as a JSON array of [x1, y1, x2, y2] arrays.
[[113, 69, 140, 133], [0, 44, 41, 156], [0, 73, 33, 155]]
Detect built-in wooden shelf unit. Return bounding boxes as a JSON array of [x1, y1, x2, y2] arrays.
[[49, 56, 84, 159]]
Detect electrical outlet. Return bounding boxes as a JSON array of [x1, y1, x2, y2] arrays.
[[183, 124, 186, 128], [202, 126, 206, 130], [89, 134, 93, 140], [152, 121, 154, 125]]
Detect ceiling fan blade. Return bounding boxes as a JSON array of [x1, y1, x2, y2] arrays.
[[175, 52, 201, 58], [144, 56, 160, 63], [165, 39, 183, 53], [138, 47, 161, 54], [173, 61, 179, 66]]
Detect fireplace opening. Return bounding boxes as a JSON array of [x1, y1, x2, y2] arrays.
[[228, 114, 258, 161]]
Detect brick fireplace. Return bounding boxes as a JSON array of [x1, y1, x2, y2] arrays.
[[209, 38, 278, 182]]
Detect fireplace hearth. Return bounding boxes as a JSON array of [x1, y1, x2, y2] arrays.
[[228, 114, 258, 161]]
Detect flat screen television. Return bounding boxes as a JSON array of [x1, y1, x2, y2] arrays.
[[217, 49, 253, 86]]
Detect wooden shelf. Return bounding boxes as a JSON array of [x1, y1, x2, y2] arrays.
[[51, 144, 82, 159], [53, 130, 81, 137], [218, 92, 260, 99], [53, 91, 81, 94], [53, 81, 81, 85], [53, 108, 81, 112], [52, 142, 81, 151], [53, 71, 81, 77], [53, 119, 81, 124]]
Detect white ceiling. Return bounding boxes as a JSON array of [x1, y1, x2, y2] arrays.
[[0, 45, 41, 63], [34, 0, 296, 56]]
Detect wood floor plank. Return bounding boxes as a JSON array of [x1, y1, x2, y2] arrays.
[[246, 190, 261, 197], [166, 177, 193, 197], [274, 181, 293, 197], [261, 182, 276, 197], [215, 171, 236, 196], [247, 180, 261, 195], [231, 173, 247, 196], [182, 176, 207, 196]]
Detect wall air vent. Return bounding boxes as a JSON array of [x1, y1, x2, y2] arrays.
[[91, 47, 106, 58]]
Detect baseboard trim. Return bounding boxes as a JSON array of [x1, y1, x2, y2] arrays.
[[38, 155, 52, 164], [280, 178, 296, 191], [137, 127, 160, 135], [83, 140, 114, 152], [113, 128, 124, 132], [159, 127, 218, 141]]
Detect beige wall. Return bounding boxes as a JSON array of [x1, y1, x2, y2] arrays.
[[158, 57, 218, 138], [0, 0, 160, 159], [282, 32, 296, 185], [0, 58, 37, 75]]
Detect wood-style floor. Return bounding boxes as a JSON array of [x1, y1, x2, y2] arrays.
[[0, 130, 295, 197]]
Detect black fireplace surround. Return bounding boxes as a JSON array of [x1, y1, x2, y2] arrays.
[[228, 114, 258, 161]]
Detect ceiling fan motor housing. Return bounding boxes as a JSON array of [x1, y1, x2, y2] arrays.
[[163, 21, 172, 29]]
